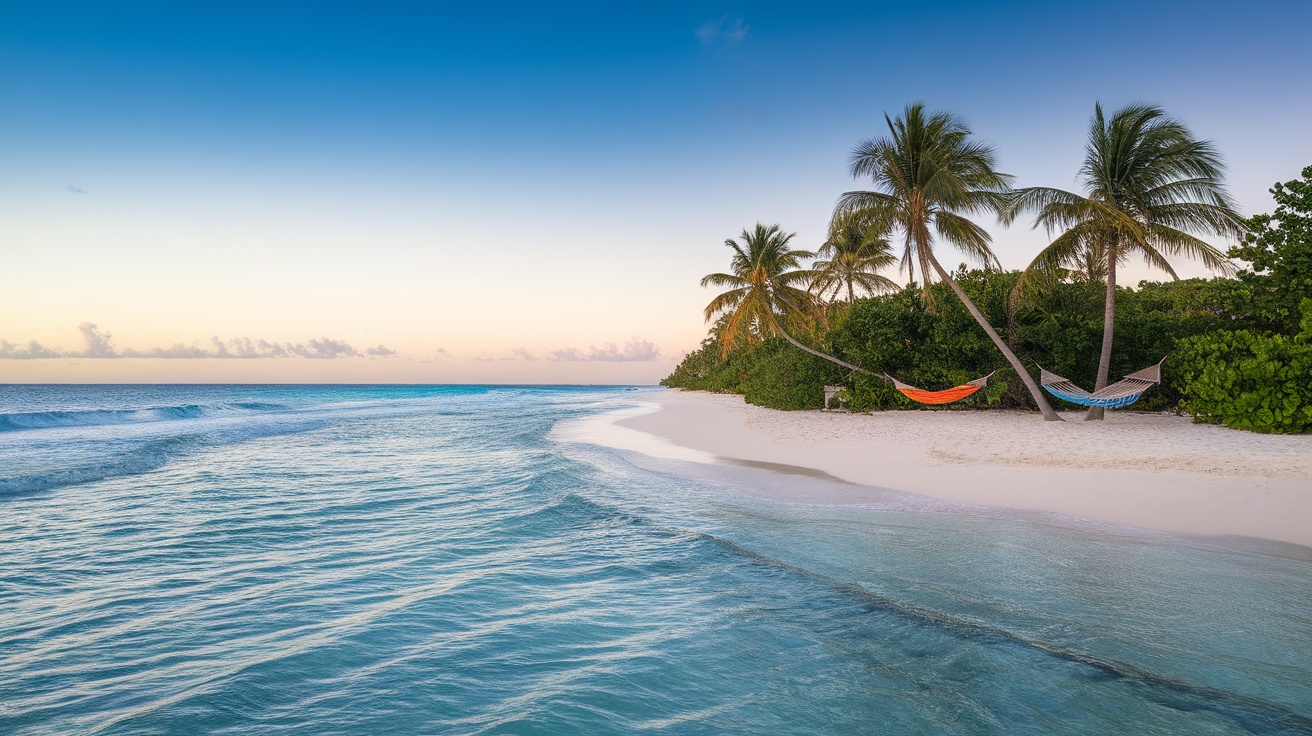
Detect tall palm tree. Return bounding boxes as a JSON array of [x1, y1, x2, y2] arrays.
[[701, 223, 822, 359], [810, 213, 899, 304], [836, 102, 1063, 421], [1003, 103, 1245, 419]]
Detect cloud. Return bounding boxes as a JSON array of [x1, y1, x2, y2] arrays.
[[295, 338, 360, 359], [549, 336, 664, 362], [0, 340, 64, 359], [64, 184, 88, 194], [470, 348, 540, 362], [434, 347, 454, 359], [696, 17, 748, 45], [0, 324, 390, 360], [121, 344, 212, 359], [210, 337, 280, 358], [78, 323, 117, 357]]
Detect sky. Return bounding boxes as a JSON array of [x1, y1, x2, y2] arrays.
[[2, 0, 1310, 383]]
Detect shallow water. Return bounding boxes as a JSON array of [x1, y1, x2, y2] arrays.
[[1, 385, 1309, 735]]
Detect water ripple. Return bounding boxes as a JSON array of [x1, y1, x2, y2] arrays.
[[1, 386, 1309, 735]]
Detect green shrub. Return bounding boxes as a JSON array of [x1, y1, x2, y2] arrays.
[[661, 329, 755, 393], [739, 338, 844, 410], [1229, 165, 1312, 334], [1174, 300, 1312, 434], [828, 278, 1019, 410]]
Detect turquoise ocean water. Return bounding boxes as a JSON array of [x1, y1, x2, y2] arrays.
[[1, 385, 1309, 735]]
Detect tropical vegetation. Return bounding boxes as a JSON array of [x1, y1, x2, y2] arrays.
[[834, 103, 1061, 420], [665, 103, 1311, 434], [699, 223, 819, 359], [1003, 103, 1245, 419], [809, 213, 898, 305]]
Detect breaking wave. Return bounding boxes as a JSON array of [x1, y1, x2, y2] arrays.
[[0, 402, 290, 433]]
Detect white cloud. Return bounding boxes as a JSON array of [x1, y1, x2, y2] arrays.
[[294, 338, 360, 359], [549, 336, 664, 362], [0, 340, 64, 359], [78, 323, 117, 357], [0, 324, 389, 360]]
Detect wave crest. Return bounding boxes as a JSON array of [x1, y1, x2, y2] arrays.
[[0, 402, 289, 433]]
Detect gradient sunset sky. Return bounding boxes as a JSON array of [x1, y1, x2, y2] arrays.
[[3, 1, 1310, 383]]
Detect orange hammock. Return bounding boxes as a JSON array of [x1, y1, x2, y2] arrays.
[[884, 373, 994, 405], [773, 329, 995, 407]]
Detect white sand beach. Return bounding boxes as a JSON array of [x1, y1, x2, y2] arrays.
[[614, 390, 1312, 548]]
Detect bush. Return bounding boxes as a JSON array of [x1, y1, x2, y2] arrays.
[[660, 331, 749, 393], [1174, 300, 1312, 433], [1229, 165, 1312, 334], [739, 338, 844, 410], [828, 278, 1018, 410]]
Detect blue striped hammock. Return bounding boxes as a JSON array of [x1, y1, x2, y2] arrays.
[[1039, 360, 1165, 409]]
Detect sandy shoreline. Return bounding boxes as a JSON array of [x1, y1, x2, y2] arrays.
[[611, 390, 1312, 548]]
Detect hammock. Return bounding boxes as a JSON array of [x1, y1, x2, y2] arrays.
[[775, 329, 994, 406], [1039, 360, 1164, 409], [885, 373, 994, 405]]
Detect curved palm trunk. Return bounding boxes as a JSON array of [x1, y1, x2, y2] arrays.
[[774, 326, 876, 376], [1086, 250, 1117, 421], [927, 254, 1063, 421]]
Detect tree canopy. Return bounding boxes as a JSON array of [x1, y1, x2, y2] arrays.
[[701, 224, 820, 358]]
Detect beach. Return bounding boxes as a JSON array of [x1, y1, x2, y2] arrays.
[[615, 390, 1312, 548]]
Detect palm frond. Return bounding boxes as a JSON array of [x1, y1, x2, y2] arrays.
[[699, 272, 746, 289], [1143, 223, 1237, 274], [934, 211, 998, 268], [1011, 226, 1093, 306], [703, 287, 747, 321], [1001, 186, 1085, 225]]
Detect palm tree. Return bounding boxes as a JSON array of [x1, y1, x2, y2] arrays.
[[701, 224, 822, 359], [836, 102, 1063, 421], [1003, 103, 1246, 419], [810, 213, 899, 304]]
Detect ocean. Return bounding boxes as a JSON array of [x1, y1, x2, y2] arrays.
[[1, 385, 1309, 735]]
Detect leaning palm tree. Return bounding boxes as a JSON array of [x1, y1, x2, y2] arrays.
[[701, 223, 822, 359], [836, 102, 1063, 421], [1003, 103, 1246, 419], [810, 213, 899, 304]]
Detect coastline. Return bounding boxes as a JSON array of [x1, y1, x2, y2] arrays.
[[610, 389, 1312, 548]]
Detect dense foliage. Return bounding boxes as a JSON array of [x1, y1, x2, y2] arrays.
[[1228, 165, 1312, 334], [665, 270, 1239, 412], [667, 166, 1311, 433], [1169, 168, 1312, 433], [1174, 301, 1312, 433]]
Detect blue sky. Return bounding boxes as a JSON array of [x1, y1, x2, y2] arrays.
[[2, 1, 1309, 382]]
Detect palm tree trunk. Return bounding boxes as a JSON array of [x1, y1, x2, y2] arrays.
[[847, 281, 854, 303], [1086, 250, 1117, 421], [774, 327, 874, 376], [927, 254, 1063, 421]]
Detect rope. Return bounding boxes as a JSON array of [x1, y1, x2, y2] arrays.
[[777, 328, 996, 405]]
